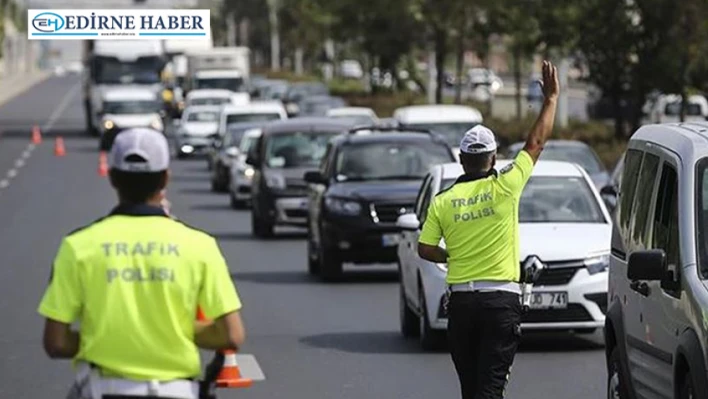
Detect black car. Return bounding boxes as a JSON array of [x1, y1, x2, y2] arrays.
[[282, 82, 330, 117], [210, 122, 263, 192], [245, 117, 357, 237], [303, 127, 456, 281]]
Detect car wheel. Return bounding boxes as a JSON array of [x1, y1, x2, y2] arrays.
[[319, 244, 342, 282], [306, 226, 320, 275], [680, 370, 696, 399], [607, 346, 630, 399], [399, 279, 419, 338], [251, 208, 273, 238], [419, 284, 445, 351], [230, 192, 246, 209]]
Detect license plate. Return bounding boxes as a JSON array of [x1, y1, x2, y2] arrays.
[[529, 292, 568, 309], [382, 233, 400, 247]]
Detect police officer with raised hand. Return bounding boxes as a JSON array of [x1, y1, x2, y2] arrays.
[[417, 60, 559, 399], [37, 127, 245, 399]]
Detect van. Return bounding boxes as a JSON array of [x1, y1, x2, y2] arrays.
[[392, 105, 483, 158], [217, 101, 288, 137], [604, 122, 708, 398]]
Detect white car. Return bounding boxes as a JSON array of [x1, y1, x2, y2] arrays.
[[393, 104, 483, 159], [217, 101, 288, 136], [397, 160, 612, 350], [326, 107, 378, 126], [100, 87, 164, 135], [184, 89, 250, 108], [174, 105, 222, 158], [228, 127, 263, 208]]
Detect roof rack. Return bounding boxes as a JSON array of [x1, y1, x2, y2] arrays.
[[346, 125, 434, 135]]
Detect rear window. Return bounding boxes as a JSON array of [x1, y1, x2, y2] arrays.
[[226, 113, 281, 124]]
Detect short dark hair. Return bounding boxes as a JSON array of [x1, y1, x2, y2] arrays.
[[460, 150, 495, 170], [109, 169, 167, 203]]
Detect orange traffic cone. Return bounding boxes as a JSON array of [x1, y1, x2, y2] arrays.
[[195, 307, 253, 389], [31, 125, 42, 144], [98, 151, 108, 177], [54, 137, 66, 157], [216, 350, 253, 388]]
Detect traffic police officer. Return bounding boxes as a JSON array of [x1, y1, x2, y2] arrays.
[[38, 128, 246, 399], [417, 61, 559, 399]]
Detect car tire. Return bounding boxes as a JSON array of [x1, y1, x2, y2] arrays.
[[319, 245, 342, 282], [607, 346, 631, 399], [306, 226, 320, 275], [419, 284, 445, 351], [251, 209, 274, 238], [679, 368, 696, 399], [400, 281, 419, 338], [230, 193, 246, 209]]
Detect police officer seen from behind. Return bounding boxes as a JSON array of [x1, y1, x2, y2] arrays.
[[417, 61, 559, 399], [38, 128, 245, 399]]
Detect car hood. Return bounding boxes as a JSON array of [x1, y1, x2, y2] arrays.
[[519, 223, 612, 261], [104, 114, 159, 128], [327, 180, 422, 202], [182, 122, 219, 136]]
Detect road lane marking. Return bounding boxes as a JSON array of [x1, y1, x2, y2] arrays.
[[42, 82, 80, 132], [0, 83, 78, 194]]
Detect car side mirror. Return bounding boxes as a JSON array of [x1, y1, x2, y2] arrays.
[[600, 185, 618, 197], [304, 171, 327, 185], [396, 213, 420, 231], [627, 249, 667, 281]]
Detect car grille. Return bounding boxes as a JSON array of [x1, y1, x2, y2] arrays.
[[370, 202, 414, 223], [284, 179, 309, 196], [533, 260, 584, 286], [285, 209, 308, 218], [522, 304, 593, 323]]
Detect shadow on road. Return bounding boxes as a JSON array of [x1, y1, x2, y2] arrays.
[[517, 332, 604, 352], [299, 331, 426, 354], [169, 175, 209, 183], [179, 187, 216, 195], [212, 231, 306, 241], [231, 269, 399, 285]]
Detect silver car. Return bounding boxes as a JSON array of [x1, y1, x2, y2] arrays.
[[174, 105, 222, 158], [229, 127, 262, 208], [605, 122, 708, 398]]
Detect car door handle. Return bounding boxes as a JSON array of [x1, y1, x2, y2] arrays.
[[630, 281, 650, 297]]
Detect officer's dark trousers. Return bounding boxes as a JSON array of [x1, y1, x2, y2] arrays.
[[447, 291, 522, 399]]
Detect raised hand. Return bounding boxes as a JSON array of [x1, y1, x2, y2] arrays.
[[539, 60, 559, 100]]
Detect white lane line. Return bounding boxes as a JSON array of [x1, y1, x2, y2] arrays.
[[0, 82, 79, 193], [42, 82, 80, 132]]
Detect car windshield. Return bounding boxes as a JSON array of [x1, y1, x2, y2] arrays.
[[226, 113, 281, 124], [240, 134, 259, 153], [404, 122, 479, 147], [186, 111, 219, 122], [104, 100, 161, 114], [94, 57, 162, 84], [335, 141, 453, 181], [189, 97, 230, 106], [518, 176, 605, 223], [696, 160, 708, 275], [264, 131, 340, 168], [288, 84, 328, 99], [224, 126, 254, 147], [509, 145, 605, 174], [195, 77, 244, 92], [302, 100, 345, 116], [665, 102, 703, 116]]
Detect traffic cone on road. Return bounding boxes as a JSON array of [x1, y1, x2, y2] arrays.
[[54, 137, 66, 157], [31, 125, 42, 144], [98, 151, 108, 177], [196, 307, 253, 389]]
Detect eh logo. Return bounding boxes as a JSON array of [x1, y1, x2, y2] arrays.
[[32, 12, 65, 33]]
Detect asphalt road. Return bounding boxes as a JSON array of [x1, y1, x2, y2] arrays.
[[0, 75, 606, 399]]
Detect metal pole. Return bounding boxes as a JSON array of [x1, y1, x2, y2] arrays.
[[267, 0, 280, 71], [557, 58, 570, 128], [427, 48, 436, 105]]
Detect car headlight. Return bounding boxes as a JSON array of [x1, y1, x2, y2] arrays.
[[103, 120, 115, 130], [243, 167, 254, 178], [265, 173, 286, 189], [585, 254, 610, 275], [325, 197, 361, 215], [150, 117, 163, 131]]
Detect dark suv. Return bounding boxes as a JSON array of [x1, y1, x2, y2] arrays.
[[245, 118, 356, 237], [304, 127, 456, 281]]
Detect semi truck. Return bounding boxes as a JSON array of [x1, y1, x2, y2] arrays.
[[82, 40, 167, 135], [185, 47, 250, 94]]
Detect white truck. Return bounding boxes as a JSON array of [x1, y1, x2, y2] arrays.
[[186, 47, 250, 94], [82, 40, 167, 136], [163, 38, 214, 115]]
